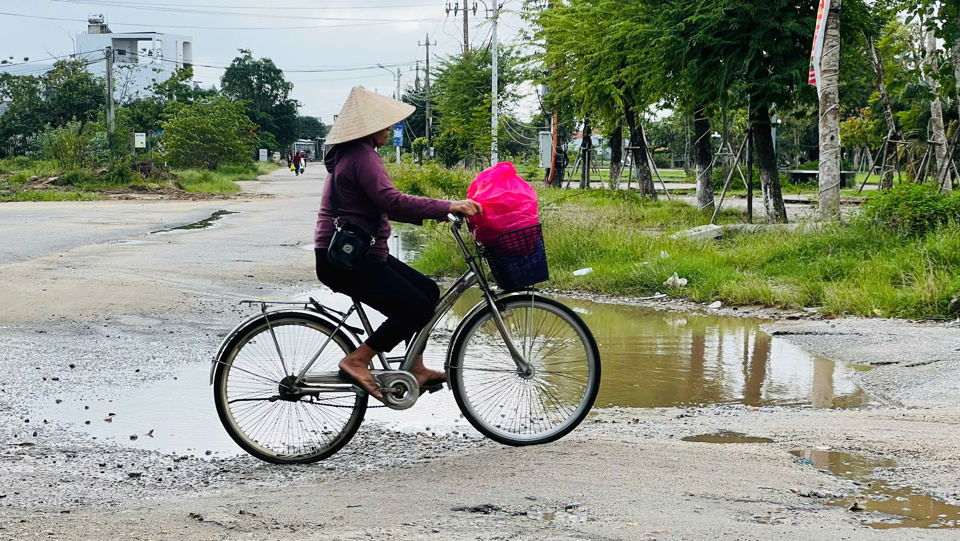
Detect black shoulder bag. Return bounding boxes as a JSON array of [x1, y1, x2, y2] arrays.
[[326, 171, 378, 270]]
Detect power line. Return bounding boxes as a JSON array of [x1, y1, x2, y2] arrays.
[[0, 11, 444, 30], [51, 0, 439, 11], [154, 56, 415, 74], [49, 0, 442, 22]]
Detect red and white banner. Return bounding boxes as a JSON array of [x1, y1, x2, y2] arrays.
[[808, 0, 831, 96]]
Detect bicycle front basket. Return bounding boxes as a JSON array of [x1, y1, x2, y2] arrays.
[[476, 224, 549, 292]]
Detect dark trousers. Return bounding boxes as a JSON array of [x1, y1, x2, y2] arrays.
[[315, 250, 440, 353]]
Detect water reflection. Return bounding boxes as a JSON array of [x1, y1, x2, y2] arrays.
[[441, 290, 869, 410]]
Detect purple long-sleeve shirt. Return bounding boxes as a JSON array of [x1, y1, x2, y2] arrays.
[[314, 141, 451, 261]]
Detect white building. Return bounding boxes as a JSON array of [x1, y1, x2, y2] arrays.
[[77, 16, 193, 100]]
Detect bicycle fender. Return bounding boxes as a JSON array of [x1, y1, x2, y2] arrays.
[[445, 290, 542, 366], [209, 308, 362, 385]]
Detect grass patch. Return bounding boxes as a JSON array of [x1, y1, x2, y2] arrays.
[[174, 169, 242, 194], [399, 166, 960, 319], [0, 190, 103, 202]]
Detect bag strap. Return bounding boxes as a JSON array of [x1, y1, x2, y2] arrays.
[[327, 168, 379, 241]]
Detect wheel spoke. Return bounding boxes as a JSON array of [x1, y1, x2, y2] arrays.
[[451, 297, 599, 444], [215, 317, 365, 463]]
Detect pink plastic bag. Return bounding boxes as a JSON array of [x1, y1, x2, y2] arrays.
[[467, 162, 538, 245]]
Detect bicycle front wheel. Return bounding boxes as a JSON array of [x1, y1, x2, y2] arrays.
[[213, 313, 366, 464], [448, 294, 600, 446]]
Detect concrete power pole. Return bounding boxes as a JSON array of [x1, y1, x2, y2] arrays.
[[463, 2, 469, 54], [105, 47, 115, 137], [818, 0, 841, 219], [396, 67, 402, 164], [420, 34, 436, 155], [490, 1, 498, 165]]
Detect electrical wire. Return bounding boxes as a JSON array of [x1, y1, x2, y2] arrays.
[[51, 0, 440, 11], [0, 11, 444, 30], [49, 1, 443, 22]]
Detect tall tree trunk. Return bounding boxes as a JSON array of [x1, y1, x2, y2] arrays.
[[580, 117, 592, 189], [867, 35, 900, 190], [926, 29, 951, 194], [693, 103, 714, 210], [608, 120, 623, 189], [623, 107, 657, 199], [818, 0, 842, 218], [684, 114, 692, 175], [754, 105, 788, 223]]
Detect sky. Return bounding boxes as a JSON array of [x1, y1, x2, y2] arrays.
[[1, 0, 532, 125]]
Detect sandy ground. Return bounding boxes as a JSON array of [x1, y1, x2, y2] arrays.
[[1, 167, 959, 540]]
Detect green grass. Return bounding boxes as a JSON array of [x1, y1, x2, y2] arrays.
[[174, 162, 279, 193], [401, 168, 960, 319], [0, 157, 275, 201], [0, 190, 103, 202]]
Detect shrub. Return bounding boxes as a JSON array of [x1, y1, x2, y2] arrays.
[[860, 183, 960, 237], [389, 164, 471, 199], [161, 97, 257, 170], [54, 169, 95, 186], [36, 122, 91, 170]]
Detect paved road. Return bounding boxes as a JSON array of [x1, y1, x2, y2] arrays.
[[0, 166, 957, 540]]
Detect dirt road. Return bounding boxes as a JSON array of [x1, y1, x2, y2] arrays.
[[1, 167, 958, 540]]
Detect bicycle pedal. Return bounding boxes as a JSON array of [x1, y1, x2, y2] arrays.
[[420, 382, 444, 394]]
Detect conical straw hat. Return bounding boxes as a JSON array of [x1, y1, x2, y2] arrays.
[[325, 87, 415, 145]]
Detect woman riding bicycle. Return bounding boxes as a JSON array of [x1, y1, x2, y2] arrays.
[[314, 87, 482, 402]]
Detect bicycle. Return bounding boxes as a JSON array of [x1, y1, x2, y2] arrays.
[[210, 214, 601, 464]]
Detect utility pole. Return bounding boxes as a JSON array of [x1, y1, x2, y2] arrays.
[[420, 34, 436, 154], [412, 60, 420, 92], [396, 67, 402, 164], [463, 2, 469, 54], [105, 47, 115, 138], [490, 1, 498, 165]]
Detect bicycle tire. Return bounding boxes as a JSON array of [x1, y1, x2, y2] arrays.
[[213, 313, 366, 464], [448, 294, 600, 446]]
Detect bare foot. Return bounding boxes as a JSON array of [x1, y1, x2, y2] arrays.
[[410, 365, 446, 387], [339, 358, 382, 400]]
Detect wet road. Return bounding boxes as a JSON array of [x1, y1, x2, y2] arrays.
[[2, 166, 959, 540]]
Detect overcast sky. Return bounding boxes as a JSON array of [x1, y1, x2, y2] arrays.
[[2, 0, 531, 124]]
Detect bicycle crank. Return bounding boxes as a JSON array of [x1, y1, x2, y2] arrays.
[[372, 370, 419, 410]]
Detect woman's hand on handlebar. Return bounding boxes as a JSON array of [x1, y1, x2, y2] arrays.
[[449, 199, 483, 217]]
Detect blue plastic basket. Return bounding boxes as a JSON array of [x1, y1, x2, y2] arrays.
[[476, 224, 549, 292]]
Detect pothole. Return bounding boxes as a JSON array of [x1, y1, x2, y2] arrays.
[[682, 431, 774, 444], [150, 210, 237, 234], [790, 449, 960, 528]]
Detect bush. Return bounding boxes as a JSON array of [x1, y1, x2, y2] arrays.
[[861, 184, 960, 237], [389, 164, 471, 199], [161, 97, 257, 170], [36, 122, 91, 170], [54, 169, 96, 186]]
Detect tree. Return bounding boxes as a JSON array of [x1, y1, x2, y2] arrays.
[[0, 58, 105, 156], [537, 0, 657, 197], [160, 96, 257, 169], [220, 50, 300, 150], [431, 46, 524, 168], [298, 115, 328, 140]]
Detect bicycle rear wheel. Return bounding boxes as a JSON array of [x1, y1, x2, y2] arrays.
[[213, 313, 366, 464], [448, 294, 600, 446]]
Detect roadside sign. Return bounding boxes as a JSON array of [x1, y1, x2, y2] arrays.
[[259, 148, 268, 162], [393, 122, 403, 147], [134, 133, 146, 149]]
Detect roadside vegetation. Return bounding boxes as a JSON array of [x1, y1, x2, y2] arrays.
[[0, 54, 319, 202], [391, 165, 960, 319]]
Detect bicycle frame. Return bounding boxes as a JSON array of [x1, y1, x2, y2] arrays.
[[292, 215, 531, 390]]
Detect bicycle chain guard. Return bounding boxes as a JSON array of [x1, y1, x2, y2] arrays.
[[373, 370, 419, 411]]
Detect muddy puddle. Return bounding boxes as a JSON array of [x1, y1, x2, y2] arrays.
[[682, 431, 775, 444], [38, 287, 870, 457], [790, 449, 960, 528], [150, 210, 236, 234]]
